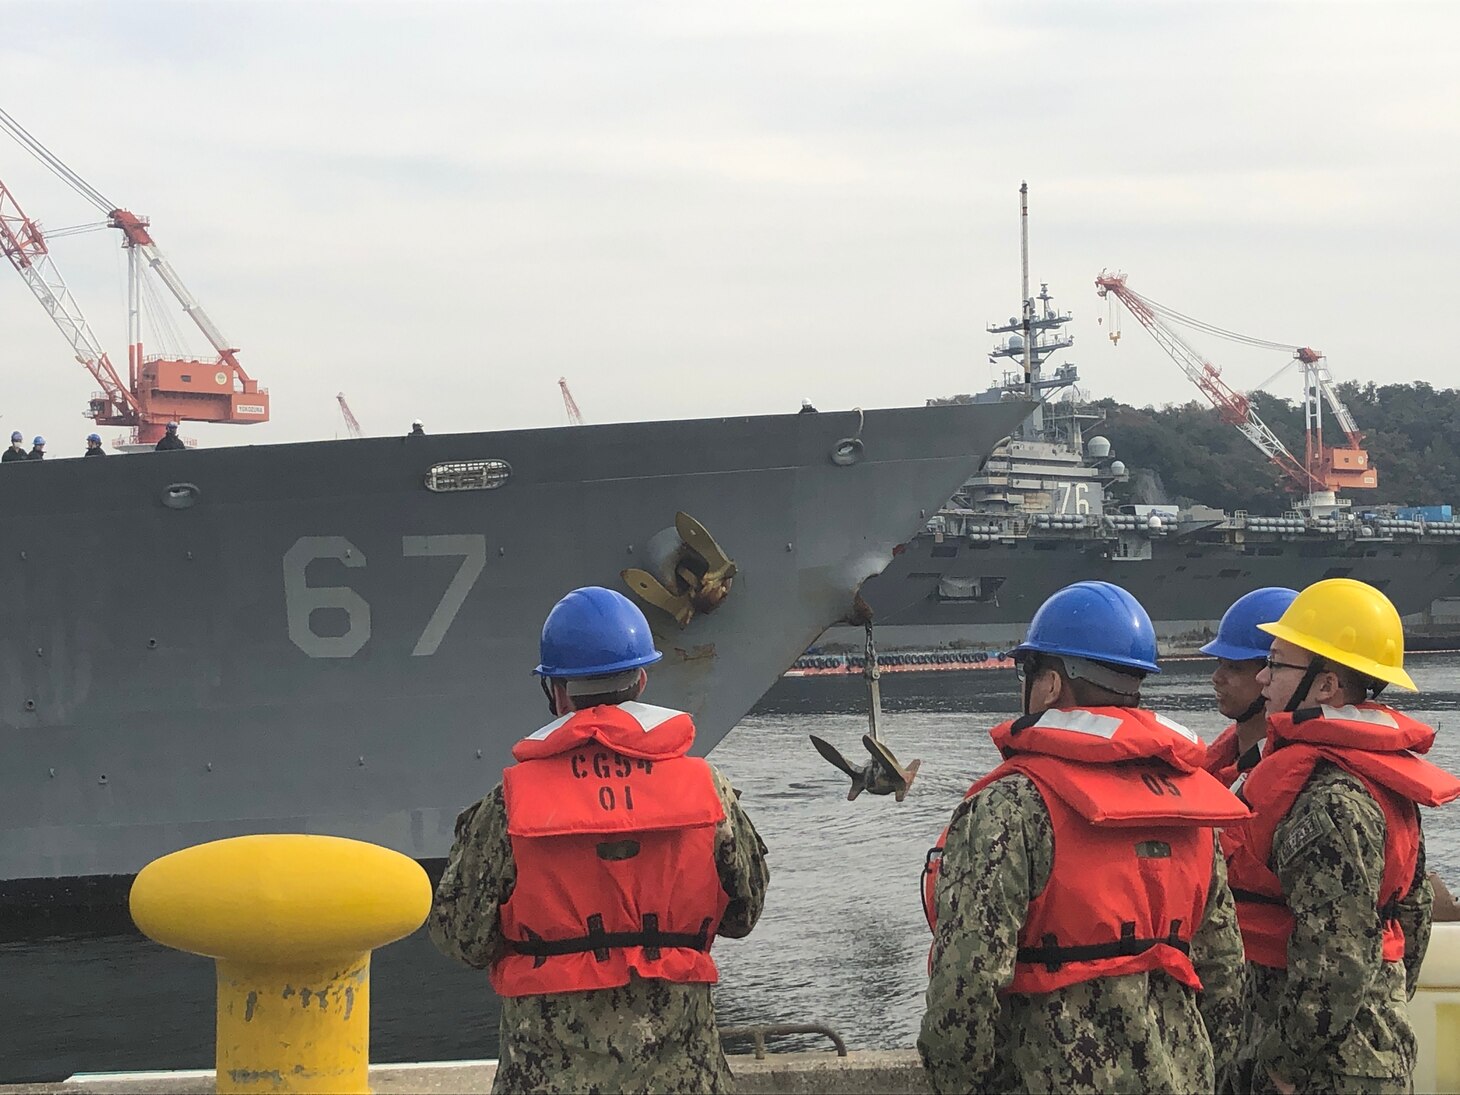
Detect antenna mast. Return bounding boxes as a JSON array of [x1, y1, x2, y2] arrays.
[[1020, 181, 1033, 391]]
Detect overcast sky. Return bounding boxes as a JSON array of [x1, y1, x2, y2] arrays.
[[1, 1, 1456, 453]]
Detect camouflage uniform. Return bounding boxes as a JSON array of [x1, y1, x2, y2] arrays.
[[918, 774, 1247, 1094], [1229, 764, 1432, 1094], [430, 766, 769, 1094]]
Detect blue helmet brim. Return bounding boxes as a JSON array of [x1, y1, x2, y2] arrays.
[[1010, 640, 1160, 675], [1197, 639, 1268, 662]]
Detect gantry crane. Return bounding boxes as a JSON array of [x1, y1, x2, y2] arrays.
[[558, 377, 585, 425], [0, 109, 268, 445], [1096, 272, 1377, 500], [336, 393, 364, 439]]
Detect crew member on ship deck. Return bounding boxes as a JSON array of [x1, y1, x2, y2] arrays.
[[1200, 587, 1298, 789], [1223, 578, 1460, 1093], [154, 422, 186, 451], [3, 430, 27, 462], [429, 586, 770, 1094]]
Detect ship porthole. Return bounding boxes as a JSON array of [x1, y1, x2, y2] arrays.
[[831, 438, 864, 466], [162, 483, 201, 510]]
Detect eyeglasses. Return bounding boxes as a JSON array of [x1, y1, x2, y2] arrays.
[[1263, 654, 1310, 673]]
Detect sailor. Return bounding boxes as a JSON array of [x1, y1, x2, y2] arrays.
[[154, 422, 186, 451], [797, 399, 818, 414], [84, 432, 106, 457], [3, 430, 28, 462], [409, 418, 426, 437], [1199, 587, 1298, 789], [28, 435, 46, 460], [919, 581, 1249, 1094], [429, 586, 769, 1094], [1224, 577, 1460, 1093]]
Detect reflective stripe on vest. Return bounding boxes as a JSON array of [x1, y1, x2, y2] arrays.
[[1223, 703, 1460, 969]]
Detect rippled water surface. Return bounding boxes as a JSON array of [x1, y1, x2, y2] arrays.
[[7, 654, 1460, 1082]]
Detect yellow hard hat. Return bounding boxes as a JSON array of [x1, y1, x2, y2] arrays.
[[1257, 578, 1415, 691]]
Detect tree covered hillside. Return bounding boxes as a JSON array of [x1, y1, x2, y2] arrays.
[[1090, 381, 1460, 514]]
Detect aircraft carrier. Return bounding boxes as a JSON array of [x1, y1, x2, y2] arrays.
[[841, 280, 1460, 653], [0, 399, 1031, 905]]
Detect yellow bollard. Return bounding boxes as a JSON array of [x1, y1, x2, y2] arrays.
[[1410, 921, 1460, 1094], [129, 834, 431, 1094]]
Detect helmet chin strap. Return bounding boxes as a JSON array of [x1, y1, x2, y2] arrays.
[[1285, 657, 1327, 715], [1237, 694, 1268, 723], [540, 676, 560, 716]]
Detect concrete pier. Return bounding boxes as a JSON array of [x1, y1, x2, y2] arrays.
[[2, 1051, 931, 1095]]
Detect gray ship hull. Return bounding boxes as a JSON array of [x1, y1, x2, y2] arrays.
[[0, 401, 1030, 900], [838, 531, 1460, 652]]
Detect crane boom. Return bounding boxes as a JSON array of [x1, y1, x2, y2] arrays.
[[558, 377, 585, 425], [1095, 272, 1312, 491], [336, 393, 363, 439], [109, 209, 249, 375], [0, 177, 138, 422]]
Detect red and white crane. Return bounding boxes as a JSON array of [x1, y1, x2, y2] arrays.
[[0, 109, 269, 445], [558, 377, 585, 426], [336, 393, 364, 439], [1096, 272, 1377, 500]]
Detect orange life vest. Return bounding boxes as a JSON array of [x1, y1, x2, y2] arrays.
[[489, 701, 730, 998], [1222, 703, 1460, 968], [922, 707, 1250, 994], [1204, 723, 1242, 787]]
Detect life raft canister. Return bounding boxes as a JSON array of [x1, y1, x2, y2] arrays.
[[1223, 703, 1460, 968], [490, 701, 731, 997], [923, 706, 1250, 994]]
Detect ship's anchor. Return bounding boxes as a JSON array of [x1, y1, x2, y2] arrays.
[[809, 605, 920, 802], [622, 511, 737, 627]]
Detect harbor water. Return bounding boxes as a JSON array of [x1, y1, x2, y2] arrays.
[[6, 654, 1460, 1083]]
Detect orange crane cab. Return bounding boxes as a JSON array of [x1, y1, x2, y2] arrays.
[[0, 111, 268, 447]]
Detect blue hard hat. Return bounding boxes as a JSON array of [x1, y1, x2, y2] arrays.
[[87, 433, 102, 443], [32, 436, 44, 446], [1011, 580, 1161, 674], [166, 421, 179, 430], [10, 431, 22, 442], [534, 586, 663, 678], [1200, 586, 1299, 662]]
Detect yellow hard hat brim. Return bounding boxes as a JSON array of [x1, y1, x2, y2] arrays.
[[1258, 620, 1417, 691]]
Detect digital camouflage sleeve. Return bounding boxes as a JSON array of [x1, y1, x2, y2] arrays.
[[1395, 827, 1433, 999], [919, 774, 1242, 1095], [1238, 763, 1425, 1093], [428, 765, 770, 1095]]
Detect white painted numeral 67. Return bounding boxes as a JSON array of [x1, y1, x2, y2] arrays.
[[283, 534, 486, 659]]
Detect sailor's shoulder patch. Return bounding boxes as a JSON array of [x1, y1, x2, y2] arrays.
[[1275, 807, 1337, 869]]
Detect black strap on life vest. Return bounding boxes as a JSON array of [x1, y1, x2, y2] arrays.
[[506, 913, 713, 968], [1017, 920, 1188, 973], [1230, 886, 1288, 907]]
